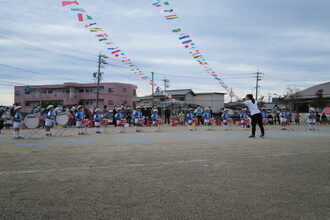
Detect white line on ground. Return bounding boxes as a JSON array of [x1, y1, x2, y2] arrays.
[[239, 151, 330, 159], [1, 159, 209, 176]]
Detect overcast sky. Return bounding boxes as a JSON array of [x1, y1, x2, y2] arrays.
[[0, 0, 329, 105]]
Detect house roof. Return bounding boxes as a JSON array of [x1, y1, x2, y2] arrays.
[[154, 89, 196, 97], [297, 82, 330, 99]]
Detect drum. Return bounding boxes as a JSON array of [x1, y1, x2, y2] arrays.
[[157, 119, 163, 123], [56, 112, 73, 126], [192, 119, 198, 123], [102, 119, 109, 124], [24, 114, 44, 129], [138, 119, 145, 124], [121, 119, 127, 124], [82, 119, 89, 125], [245, 119, 250, 123], [227, 118, 233, 123], [210, 118, 215, 123], [262, 118, 268, 123]]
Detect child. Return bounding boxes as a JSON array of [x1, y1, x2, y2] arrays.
[[115, 108, 124, 133], [240, 108, 248, 130], [151, 109, 161, 132], [13, 106, 23, 139], [133, 106, 143, 132], [186, 108, 195, 131], [261, 108, 268, 126], [280, 107, 288, 130], [308, 109, 317, 131], [222, 109, 230, 130], [93, 109, 102, 134], [45, 105, 55, 136], [203, 108, 212, 131], [75, 106, 85, 135], [178, 111, 185, 126]]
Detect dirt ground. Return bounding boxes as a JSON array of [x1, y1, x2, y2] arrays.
[[0, 124, 329, 220]]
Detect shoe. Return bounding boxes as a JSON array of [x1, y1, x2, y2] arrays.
[[18, 136, 24, 139], [248, 135, 255, 138], [96, 131, 101, 134], [260, 134, 265, 138]]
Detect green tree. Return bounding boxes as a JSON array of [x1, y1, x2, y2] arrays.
[[311, 89, 327, 109]]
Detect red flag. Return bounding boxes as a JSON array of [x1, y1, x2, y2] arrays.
[[62, 1, 79, 6], [111, 50, 121, 54], [95, 34, 108, 37]]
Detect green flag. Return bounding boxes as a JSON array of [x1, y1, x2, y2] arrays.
[[172, 28, 182, 33], [164, 1, 170, 5]]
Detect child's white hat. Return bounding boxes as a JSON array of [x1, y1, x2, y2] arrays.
[[14, 106, 22, 111], [46, 105, 54, 110], [153, 109, 158, 112], [95, 108, 100, 113], [77, 105, 83, 110], [136, 106, 141, 109]]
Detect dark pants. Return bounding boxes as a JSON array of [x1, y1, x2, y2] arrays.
[[165, 117, 170, 124], [251, 113, 265, 136]]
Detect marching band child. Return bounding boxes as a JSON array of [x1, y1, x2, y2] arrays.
[[93, 109, 102, 134], [261, 108, 268, 126], [280, 107, 289, 130], [13, 106, 23, 139], [45, 105, 55, 136], [151, 109, 161, 132], [222, 109, 230, 130], [75, 106, 85, 135], [186, 108, 195, 131], [308, 108, 317, 131], [115, 108, 124, 133], [133, 106, 143, 132], [240, 108, 248, 130], [203, 108, 212, 131]]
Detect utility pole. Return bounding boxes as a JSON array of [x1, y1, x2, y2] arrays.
[[253, 70, 264, 100], [268, 93, 272, 102], [93, 52, 108, 108], [230, 88, 233, 102], [162, 77, 170, 93], [151, 72, 154, 107]]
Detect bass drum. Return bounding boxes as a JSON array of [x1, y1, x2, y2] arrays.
[[56, 112, 73, 126], [24, 114, 44, 129]]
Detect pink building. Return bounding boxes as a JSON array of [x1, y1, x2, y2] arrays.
[[14, 82, 137, 112]]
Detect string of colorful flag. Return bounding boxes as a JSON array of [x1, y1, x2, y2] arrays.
[[61, 0, 176, 102], [150, 0, 239, 99]]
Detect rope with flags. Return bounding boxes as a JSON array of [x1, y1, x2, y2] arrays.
[[61, 0, 176, 102], [149, 0, 239, 99]]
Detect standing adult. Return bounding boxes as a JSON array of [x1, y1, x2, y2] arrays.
[[230, 94, 265, 138], [126, 105, 132, 126], [294, 112, 301, 125], [164, 107, 171, 125]]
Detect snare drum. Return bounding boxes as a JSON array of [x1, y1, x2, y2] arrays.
[[245, 119, 250, 123], [102, 119, 109, 124], [157, 119, 163, 123], [56, 112, 73, 126], [210, 118, 215, 123], [138, 119, 145, 124], [121, 119, 127, 124], [192, 119, 198, 123], [227, 118, 233, 123], [262, 118, 268, 123], [24, 114, 44, 129], [82, 119, 89, 125]]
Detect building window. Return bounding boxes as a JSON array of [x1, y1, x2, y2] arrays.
[[15, 91, 21, 96], [79, 89, 84, 93], [180, 98, 185, 101], [160, 98, 165, 101], [85, 89, 90, 93], [42, 90, 47, 94], [108, 100, 114, 105], [123, 88, 127, 92], [122, 100, 127, 105], [109, 88, 114, 93], [48, 90, 53, 94], [133, 89, 136, 96]]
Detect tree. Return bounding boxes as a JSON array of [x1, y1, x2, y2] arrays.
[[279, 87, 301, 112], [311, 89, 327, 109]]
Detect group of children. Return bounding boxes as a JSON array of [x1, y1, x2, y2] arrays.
[[11, 104, 321, 139]]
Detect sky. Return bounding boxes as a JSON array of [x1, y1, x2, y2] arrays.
[[0, 0, 329, 105]]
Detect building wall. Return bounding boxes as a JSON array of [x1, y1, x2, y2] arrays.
[[14, 82, 137, 113], [192, 94, 225, 113]]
